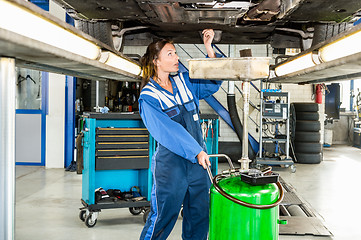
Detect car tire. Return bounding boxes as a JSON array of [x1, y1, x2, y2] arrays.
[[295, 142, 322, 153], [292, 103, 319, 112], [312, 23, 353, 46], [295, 152, 322, 164], [295, 131, 321, 142], [296, 120, 321, 132], [75, 20, 114, 49], [295, 112, 319, 121], [289, 104, 297, 141]]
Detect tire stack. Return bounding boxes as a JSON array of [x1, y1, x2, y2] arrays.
[[74, 20, 115, 49], [292, 103, 322, 164]]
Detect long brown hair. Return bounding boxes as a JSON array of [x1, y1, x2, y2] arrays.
[[140, 39, 173, 90]]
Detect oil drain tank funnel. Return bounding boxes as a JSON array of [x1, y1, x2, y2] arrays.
[[189, 57, 270, 170], [188, 57, 270, 80]]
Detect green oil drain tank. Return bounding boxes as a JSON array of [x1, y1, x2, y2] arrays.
[[209, 175, 284, 240]]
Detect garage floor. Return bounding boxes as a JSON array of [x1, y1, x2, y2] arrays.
[[15, 145, 361, 240]]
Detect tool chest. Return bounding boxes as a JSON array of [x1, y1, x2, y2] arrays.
[[79, 112, 219, 227], [79, 113, 155, 227]]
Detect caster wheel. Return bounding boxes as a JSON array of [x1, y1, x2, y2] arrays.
[[291, 165, 296, 173], [129, 207, 142, 215], [143, 209, 150, 223], [79, 210, 87, 222], [85, 213, 97, 228]]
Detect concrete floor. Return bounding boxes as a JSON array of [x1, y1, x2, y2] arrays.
[[15, 145, 361, 240]]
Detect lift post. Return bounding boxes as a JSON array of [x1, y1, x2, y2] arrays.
[[0, 57, 16, 240]]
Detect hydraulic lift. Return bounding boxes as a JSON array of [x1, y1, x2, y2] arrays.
[[2, 0, 361, 239]]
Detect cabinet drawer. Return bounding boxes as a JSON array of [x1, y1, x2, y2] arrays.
[[96, 142, 148, 149], [95, 156, 149, 170], [96, 135, 149, 142], [96, 128, 148, 135], [96, 149, 148, 157]]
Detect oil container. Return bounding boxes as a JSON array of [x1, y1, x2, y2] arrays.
[[209, 175, 281, 240]]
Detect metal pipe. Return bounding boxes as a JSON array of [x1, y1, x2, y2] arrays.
[[351, 79, 354, 112], [287, 205, 308, 217], [0, 57, 16, 240], [209, 154, 234, 170], [242, 83, 249, 159], [235, 84, 260, 111], [95, 80, 99, 112], [227, 93, 256, 161], [206, 154, 234, 182], [206, 165, 213, 182], [239, 81, 251, 170]]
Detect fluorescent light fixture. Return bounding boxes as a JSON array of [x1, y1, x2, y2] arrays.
[[319, 29, 361, 62], [0, 0, 101, 60], [274, 52, 318, 77], [274, 24, 361, 77], [101, 52, 141, 76]]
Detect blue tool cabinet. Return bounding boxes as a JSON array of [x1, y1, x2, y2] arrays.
[[79, 112, 219, 228]]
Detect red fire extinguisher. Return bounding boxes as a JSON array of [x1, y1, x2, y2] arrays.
[[315, 84, 323, 104]]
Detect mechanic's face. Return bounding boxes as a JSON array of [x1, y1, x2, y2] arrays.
[[155, 43, 179, 74]]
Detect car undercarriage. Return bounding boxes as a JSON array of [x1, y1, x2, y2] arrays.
[[54, 0, 361, 50]]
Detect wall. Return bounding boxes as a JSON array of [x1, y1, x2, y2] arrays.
[[45, 1, 66, 168], [325, 112, 354, 144], [91, 81, 105, 110]]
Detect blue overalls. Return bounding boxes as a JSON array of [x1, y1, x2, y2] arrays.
[[138, 72, 222, 240]]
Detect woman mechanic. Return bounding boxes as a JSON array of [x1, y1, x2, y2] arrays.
[[138, 29, 222, 240]]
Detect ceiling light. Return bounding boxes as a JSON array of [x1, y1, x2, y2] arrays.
[[274, 52, 319, 77], [319, 29, 361, 62], [101, 52, 141, 76], [0, 0, 101, 60]]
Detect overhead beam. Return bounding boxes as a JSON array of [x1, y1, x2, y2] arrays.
[[0, 0, 141, 82]]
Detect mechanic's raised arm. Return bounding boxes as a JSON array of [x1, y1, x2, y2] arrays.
[[202, 29, 216, 58]]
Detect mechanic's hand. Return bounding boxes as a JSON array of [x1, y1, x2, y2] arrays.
[[202, 29, 216, 58], [202, 29, 215, 46], [197, 151, 211, 169]]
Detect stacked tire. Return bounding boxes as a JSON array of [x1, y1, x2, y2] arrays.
[[292, 103, 322, 164]]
